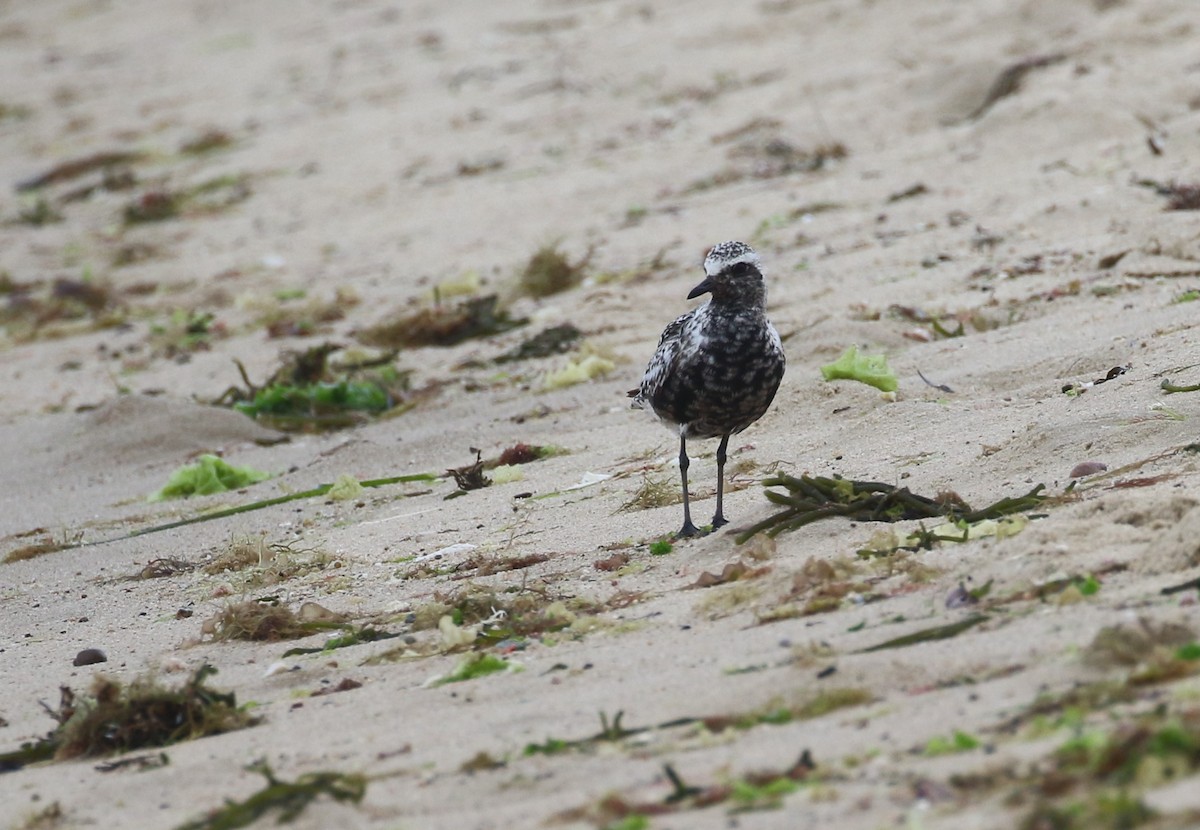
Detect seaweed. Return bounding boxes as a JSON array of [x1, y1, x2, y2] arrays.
[[0, 665, 255, 769], [737, 474, 1045, 543], [515, 243, 593, 298], [176, 761, 365, 830], [541, 350, 616, 390], [702, 688, 873, 732], [16, 151, 144, 192], [282, 627, 399, 657], [122, 174, 252, 225], [150, 455, 272, 501], [217, 343, 412, 432], [562, 754, 817, 825], [859, 615, 988, 653], [448, 448, 491, 491], [1136, 177, 1200, 212], [179, 129, 235, 155], [924, 730, 982, 756], [1012, 708, 1200, 828], [964, 53, 1066, 121], [1161, 378, 1200, 394], [357, 294, 527, 348], [820, 345, 898, 392], [202, 601, 315, 642], [430, 653, 518, 686], [494, 323, 582, 363], [0, 274, 126, 343]]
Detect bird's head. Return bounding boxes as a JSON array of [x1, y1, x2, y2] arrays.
[[687, 241, 767, 307]]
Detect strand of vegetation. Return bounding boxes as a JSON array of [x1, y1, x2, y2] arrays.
[[177, 760, 366, 830], [736, 474, 1046, 543], [1161, 378, 1200, 393], [72, 472, 437, 552], [0, 665, 253, 773]]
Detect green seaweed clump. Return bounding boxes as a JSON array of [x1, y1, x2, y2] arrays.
[[233, 380, 390, 423], [431, 653, 518, 686], [178, 760, 365, 830], [820, 345, 898, 392], [150, 455, 271, 501]]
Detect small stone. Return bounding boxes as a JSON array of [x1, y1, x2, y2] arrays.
[[1069, 460, 1107, 478], [73, 648, 107, 666]]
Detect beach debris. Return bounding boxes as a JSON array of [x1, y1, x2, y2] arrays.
[[494, 324, 582, 363], [1069, 461, 1108, 478], [176, 761, 365, 830], [0, 274, 126, 343], [310, 678, 363, 697], [122, 174, 251, 225], [541, 351, 616, 390], [179, 128, 235, 155], [737, 474, 1045, 543], [150, 455, 271, 502], [887, 182, 929, 203], [686, 116, 846, 192], [1062, 364, 1130, 396], [16, 150, 144, 192], [924, 730, 982, 756], [559, 754, 817, 825], [916, 369, 954, 393], [136, 558, 196, 579], [218, 343, 409, 431], [72, 649, 106, 667], [95, 752, 169, 772], [1135, 177, 1200, 211], [859, 615, 989, 653], [282, 627, 399, 657], [448, 448, 490, 491], [1098, 249, 1130, 269], [516, 242, 593, 298], [964, 53, 1066, 121], [357, 294, 527, 348], [201, 600, 345, 643], [0, 665, 255, 770], [427, 653, 520, 686], [686, 561, 766, 589], [1161, 377, 1200, 394], [248, 286, 359, 339], [820, 345, 898, 392], [621, 473, 683, 512]]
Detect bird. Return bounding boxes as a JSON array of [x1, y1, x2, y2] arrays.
[[630, 241, 785, 538]]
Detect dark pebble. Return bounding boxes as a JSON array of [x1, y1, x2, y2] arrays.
[[73, 648, 107, 666]]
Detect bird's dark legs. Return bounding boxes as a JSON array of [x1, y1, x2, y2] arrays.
[[712, 433, 730, 529], [676, 435, 701, 538]]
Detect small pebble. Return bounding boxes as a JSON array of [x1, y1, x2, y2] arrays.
[[1069, 460, 1107, 478], [73, 648, 107, 666]]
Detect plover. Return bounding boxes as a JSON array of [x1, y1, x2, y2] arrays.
[[630, 241, 785, 537]]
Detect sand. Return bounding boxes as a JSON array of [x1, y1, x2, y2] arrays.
[[2, 0, 1200, 828]]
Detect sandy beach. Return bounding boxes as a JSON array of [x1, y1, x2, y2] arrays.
[[2, 1, 1200, 828]]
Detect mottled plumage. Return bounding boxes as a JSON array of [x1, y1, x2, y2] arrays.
[[630, 241, 785, 537]]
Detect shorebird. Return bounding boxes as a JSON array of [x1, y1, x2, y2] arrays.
[[630, 241, 785, 537]]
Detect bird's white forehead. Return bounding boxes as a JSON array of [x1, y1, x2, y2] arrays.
[[704, 241, 760, 277]]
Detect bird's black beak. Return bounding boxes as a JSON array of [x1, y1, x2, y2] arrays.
[[687, 276, 714, 300]]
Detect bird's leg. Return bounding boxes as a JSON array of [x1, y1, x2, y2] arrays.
[[676, 434, 701, 538], [712, 433, 730, 529]]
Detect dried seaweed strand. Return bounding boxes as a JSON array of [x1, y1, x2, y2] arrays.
[[736, 475, 1044, 543]]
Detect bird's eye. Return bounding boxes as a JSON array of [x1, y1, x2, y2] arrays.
[[728, 262, 752, 277]]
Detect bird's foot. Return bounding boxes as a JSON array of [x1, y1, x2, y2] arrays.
[[711, 514, 729, 530], [675, 521, 703, 539]]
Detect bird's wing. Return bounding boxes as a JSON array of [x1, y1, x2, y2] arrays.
[[632, 311, 692, 408]]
